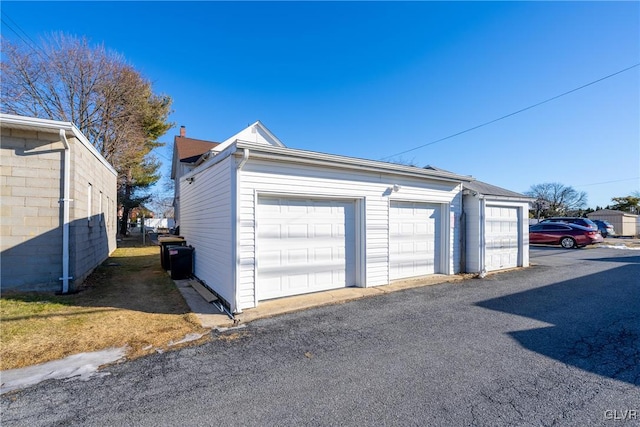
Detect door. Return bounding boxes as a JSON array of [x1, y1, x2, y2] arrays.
[[389, 201, 441, 280], [485, 205, 520, 271], [257, 197, 356, 300]]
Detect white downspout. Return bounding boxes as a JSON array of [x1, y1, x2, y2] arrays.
[[233, 148, 250, 313], [479, 197, 487, 278], [59, 129, 73, 293]]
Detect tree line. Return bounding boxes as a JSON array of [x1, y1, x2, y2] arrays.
[[1, 33, 171, 236], [526, 182, 639, 219]]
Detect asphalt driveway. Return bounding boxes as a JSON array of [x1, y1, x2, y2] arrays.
[[2, 246, 639, 426]]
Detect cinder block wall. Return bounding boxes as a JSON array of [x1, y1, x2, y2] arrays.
[[1, 128, 65, 291], [68, 135, 117, 289], [1, 127, 117, 292]]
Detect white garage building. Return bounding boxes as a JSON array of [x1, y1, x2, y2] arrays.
[[462, 180, 532, 274], [177, 122, 530, 313]]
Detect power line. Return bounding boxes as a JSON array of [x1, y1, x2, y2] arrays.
[[380, 63, 640, 161], [575, 177, 640, 188], [1, 12, 52, 62]]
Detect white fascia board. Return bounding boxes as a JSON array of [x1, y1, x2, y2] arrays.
[[234, 141, 474, 184], [0, 113, 117, 176], [486, 196, 535, 204]]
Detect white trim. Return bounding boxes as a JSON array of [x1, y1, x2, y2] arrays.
[[357, 198, 367, 288], [253, 188, 260, 309], [232, 157, 241, 314]]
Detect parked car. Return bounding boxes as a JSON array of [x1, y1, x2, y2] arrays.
[[591, 219, 616, 237], [540, 217, 599, 231], [529, 222, 604, 248]]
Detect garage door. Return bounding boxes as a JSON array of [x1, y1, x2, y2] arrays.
[[257, 197, 356, 300], [485, 205, 519, 271], [390, 201, 441, 280]]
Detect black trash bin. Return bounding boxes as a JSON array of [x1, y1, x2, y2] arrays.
[[159, 236, 186, 270], [169, 246, 194, 280]]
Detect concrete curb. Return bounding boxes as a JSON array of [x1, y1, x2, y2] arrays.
[[175, 274, 470, 329]]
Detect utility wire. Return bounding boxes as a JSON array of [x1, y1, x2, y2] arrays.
[[575, 177, 640, 188], [1, 12, 52, 62], [380, 63, 640, 160]]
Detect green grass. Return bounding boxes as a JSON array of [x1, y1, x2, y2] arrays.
[[1, 237, 208, 370]]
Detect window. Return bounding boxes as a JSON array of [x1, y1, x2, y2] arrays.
[[99, 191, 103, 224], [542, 224, 570, 231], [88, 183, 93, 224]]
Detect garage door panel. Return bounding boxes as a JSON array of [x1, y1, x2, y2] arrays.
[[390, 201, 441, 280], [257, 197, 356, 301], [485, 205, 520, 271]]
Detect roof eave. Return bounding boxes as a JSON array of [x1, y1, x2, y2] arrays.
[[233, 141, 474, 184]]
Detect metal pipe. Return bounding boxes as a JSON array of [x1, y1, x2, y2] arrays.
[[478, 198, 487, 278]]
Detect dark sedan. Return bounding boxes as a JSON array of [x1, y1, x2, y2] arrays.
[[529, 222, 604, 248], [592, 219, 616, 237]]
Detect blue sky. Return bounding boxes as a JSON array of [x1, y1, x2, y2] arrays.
[[2, 1, 639, 208]]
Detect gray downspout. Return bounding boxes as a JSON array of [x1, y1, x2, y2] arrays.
[[59, 129, 73, 293]]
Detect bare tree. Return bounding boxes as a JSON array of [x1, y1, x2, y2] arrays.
[[1, 33, 172, 235], [525, 182, 587, 217]]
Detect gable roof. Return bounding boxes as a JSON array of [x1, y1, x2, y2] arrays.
[[463, 179, 532, 201], [186, 140, 475, 185], [426, 165, 530, 201], [212, 121, 285, 155]]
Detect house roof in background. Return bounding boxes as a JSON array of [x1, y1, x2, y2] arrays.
[[175, 137, 220, 164]]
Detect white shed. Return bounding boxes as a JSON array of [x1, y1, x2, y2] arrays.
[[462, 180, 532, 274], [178, 122, 473, 313]]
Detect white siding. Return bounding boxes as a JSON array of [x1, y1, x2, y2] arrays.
[[180, 156, 235, 307], [238, 158, 462, 310], [365, 197, 389, 287]]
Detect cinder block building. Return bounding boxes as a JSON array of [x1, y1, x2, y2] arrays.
[[1, 114, 117, 293]]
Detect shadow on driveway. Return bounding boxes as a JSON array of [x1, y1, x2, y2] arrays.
[[477, 256, 640, 385]]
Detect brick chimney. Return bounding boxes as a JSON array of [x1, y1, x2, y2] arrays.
[[180, 125, 186, 137]]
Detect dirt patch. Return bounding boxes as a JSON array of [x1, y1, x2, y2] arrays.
[[0, 235, 209, 371]]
